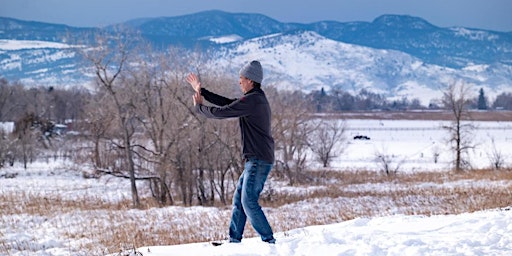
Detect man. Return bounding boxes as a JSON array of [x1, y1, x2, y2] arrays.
[[186, 60, 276, 244]]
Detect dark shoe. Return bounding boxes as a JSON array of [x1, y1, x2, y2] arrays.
[[229, 238, 241, 243], [264, 237, 276, 244]]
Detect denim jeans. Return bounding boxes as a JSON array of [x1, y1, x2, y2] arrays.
[[229, 157, 274, 243]]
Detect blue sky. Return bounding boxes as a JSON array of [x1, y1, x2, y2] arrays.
[[1, 0, 511, 31]]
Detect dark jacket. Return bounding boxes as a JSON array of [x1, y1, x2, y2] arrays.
[[195, 87, 275, 163]]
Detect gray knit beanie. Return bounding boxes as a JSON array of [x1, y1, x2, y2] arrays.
[[239, 60, 263, 84]]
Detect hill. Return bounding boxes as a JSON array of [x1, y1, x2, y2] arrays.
[[1, 11, 511, 104]]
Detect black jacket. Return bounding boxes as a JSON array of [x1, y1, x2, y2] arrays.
[[195, 87, 275, 163]]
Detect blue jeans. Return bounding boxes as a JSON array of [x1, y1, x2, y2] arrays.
[[229, 158, 274, 243]]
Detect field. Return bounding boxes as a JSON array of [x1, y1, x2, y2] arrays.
[[0, 115, 511, 255]]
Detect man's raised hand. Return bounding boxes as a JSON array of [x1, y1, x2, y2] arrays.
[[186, 73, 201, 93]]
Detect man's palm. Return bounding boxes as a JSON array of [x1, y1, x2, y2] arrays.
[[186, 73, 201, 92]]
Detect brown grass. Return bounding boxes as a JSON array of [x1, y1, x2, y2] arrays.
[[319, 110, 512, 121], [1, 168, 511, 255]]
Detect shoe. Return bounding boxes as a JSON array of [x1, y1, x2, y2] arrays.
[[264, 237, 276, 244], [229, 238, 241, 243]]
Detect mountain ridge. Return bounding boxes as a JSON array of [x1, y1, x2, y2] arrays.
[[1, 11, 510, 67], [212, 30, 512, 105], [0, 11, 511, 105], [117, 11, 512, 68]]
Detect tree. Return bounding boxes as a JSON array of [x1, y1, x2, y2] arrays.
[[0, 129, 14, 168], [332, 90, 355, 111], [270, 88, 313, 185], [80, 30, 142, 208], [354, 89, 386, 110], [492, 92, 512, 110], [0, 80, 30, 122], [374, 149, 403, 175], [309, 119, 347, 167], [131, 49, 202, 206], [0, 78, 13, 121], [11, 113, 54, 168], [487, 138, 505, 170], [442, 82, 476, 172], [477, 88, 488, 110], [79, 90, 117, 169]]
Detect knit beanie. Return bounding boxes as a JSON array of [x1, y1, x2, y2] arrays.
[[239, 60, 263, 84]]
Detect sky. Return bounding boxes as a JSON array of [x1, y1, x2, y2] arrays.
[[0, 0, 511, 32]]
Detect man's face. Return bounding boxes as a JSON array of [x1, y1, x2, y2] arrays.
[[239, 76, 254, 93]]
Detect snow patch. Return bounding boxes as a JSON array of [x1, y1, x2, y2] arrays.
[[206, 34, 243, 44], [0, 39, 76, 50], [137, 209, 512, 256]]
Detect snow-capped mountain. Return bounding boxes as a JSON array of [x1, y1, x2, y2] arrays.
[[213, 30, 512, 105], [117, 10, 511, 68], [0, 39, 89, 87], [0, 10, 511, 104]]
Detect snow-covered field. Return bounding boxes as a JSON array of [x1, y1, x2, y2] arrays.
[[337, 119, 512, 171], [0, 119, 511, 256], [138, 209, 512, 256]]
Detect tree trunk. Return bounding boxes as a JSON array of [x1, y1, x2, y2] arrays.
[[123, 129, 140, 208]]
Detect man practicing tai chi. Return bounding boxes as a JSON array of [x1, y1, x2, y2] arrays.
[[186, 60, 276, 244]]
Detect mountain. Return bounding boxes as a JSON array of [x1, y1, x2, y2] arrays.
[[119, 11, 512, 68], [0, 17, 98, 42], [307, 15, 512, 68], [0, 11, 511, 104], [120, 10, 296, 40], [212, 30, 512, 105]]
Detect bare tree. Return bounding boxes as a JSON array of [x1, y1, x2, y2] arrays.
[[11, 113, 54, 168], [431, 145, 441, 164], [374, 150, 402, 175], [309, 119, 347, 168], [442, 81, 476, 172], [196, 76, 242, 205], [0, 129, 12, 168], [80, 30, 143, 208], [203, 119, 241, 204], [487, 138, 505, 170], [269, 88, 313, 185], [130, 49, 199, 206], [0, 78, 15, 121], [128, 49, 243, 207], [78, 91, 118, 169]]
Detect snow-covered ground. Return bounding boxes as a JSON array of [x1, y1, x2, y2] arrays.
[[0, 119, 511, 255], [337, 119, 512, 171], [138, 208, 512, 256], [137, 119, 512, 255]]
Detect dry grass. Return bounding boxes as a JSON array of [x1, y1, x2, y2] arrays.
[[321, 110, 512, 121], [1, 168, 511, 255], [258, 168, 512, 235]]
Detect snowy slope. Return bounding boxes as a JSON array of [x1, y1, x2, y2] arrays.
[[137, 208, 512, 256], [1, 12, 512, 104], [214, 31, 512, 105], [0, 39, 89, 87], [1, 120, 511, 256]]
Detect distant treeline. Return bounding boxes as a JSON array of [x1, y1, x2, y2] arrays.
[[1, 78, 511, 123], [306, 87, 511, 112]]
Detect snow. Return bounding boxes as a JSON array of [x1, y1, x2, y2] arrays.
[[138, 209, 512, 256], [2, 33, 512, 106], [0, 39, 76, 51], [212, 30, 512, 106], [0, 122, 15, 133], [207, 34, 244, 44], [0, 119, 511, 255], [463, 64, 490, 72], [450, 28, 499, 41], [336, 119, 512, 172]]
